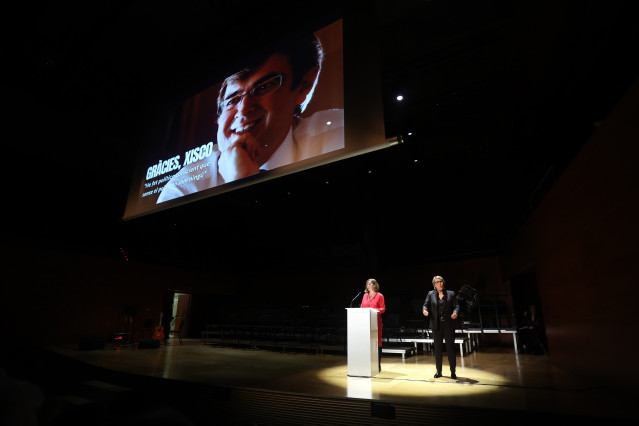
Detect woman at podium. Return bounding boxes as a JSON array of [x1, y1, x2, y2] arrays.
[[361, 278, 386, 372]]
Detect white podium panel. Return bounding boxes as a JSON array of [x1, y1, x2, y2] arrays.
[[346, 308, 379, 377]]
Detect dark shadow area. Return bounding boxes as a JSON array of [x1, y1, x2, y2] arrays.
[[1, 343, 231, 426]]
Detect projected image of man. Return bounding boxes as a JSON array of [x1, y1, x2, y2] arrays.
[[157, 33, 344, 203]]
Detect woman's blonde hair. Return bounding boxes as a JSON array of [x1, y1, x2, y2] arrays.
[[366, 278, 380, 292]]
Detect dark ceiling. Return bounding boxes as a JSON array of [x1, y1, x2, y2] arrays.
[[7, 0, 638, 273]]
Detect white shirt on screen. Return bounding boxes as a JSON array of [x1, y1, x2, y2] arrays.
[[156, 109, 344, 204]]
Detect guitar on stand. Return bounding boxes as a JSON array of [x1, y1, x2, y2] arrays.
[[152, 312, 165, 341]]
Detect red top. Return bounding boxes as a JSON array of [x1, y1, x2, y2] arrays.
[[360, 292, 386, 347]]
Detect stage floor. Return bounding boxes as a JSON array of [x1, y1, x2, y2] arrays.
[[42, 338, 636, 425]]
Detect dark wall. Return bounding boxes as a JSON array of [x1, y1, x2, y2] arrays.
[[501, 77, 639, 390], [1, 244, 239, 346], [2, 242, 506, 347]]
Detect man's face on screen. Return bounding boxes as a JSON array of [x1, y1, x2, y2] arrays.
[[216, 54, 302, 163]]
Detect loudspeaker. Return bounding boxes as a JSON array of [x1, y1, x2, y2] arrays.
[[138, 338, 160, 349]]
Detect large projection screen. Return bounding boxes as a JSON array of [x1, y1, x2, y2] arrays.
[[123, 15, 387, 221]]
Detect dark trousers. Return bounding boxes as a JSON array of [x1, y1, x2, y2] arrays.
[[433, 321, 456, 373]]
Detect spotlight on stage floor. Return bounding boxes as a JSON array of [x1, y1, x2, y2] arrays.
[[316, 361, 508, 401]]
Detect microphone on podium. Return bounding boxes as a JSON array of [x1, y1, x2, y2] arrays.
[[349, 291, 362, 308]]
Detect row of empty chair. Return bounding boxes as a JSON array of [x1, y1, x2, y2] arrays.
[[202, 321, 518, 357], [201, 323, 347, 354]]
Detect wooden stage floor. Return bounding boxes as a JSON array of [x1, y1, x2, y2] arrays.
[[30, 338, 636, 425]]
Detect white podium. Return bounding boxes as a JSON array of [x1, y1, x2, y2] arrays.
[[346, 307, 379, 377]]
